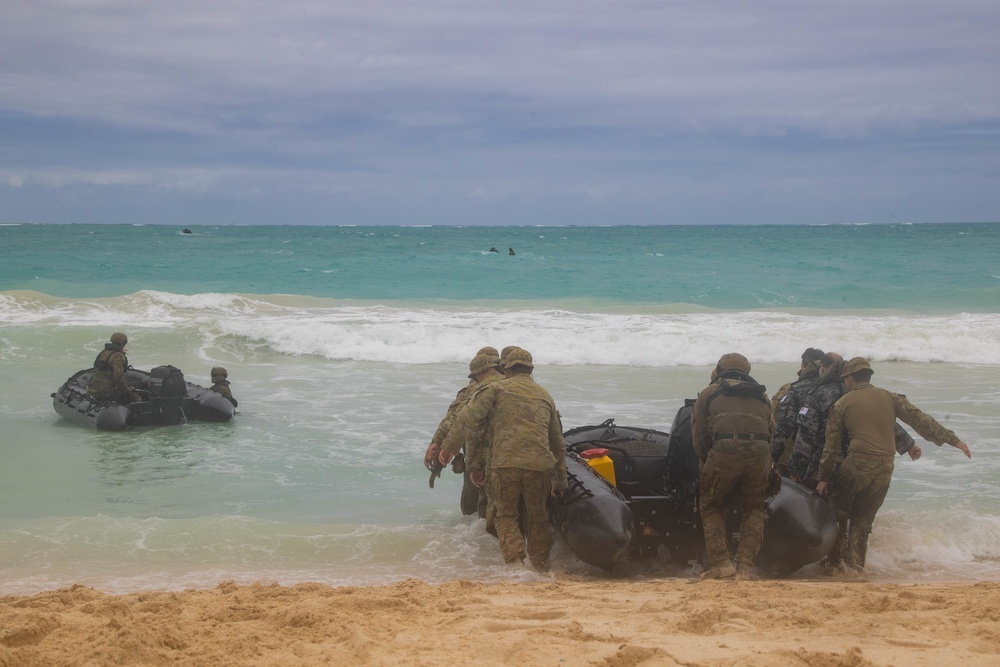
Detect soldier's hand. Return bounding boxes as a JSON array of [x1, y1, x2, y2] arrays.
[[907, 444, 922, 461], [438, 449, 455, 467], [814, 481, 828, 497], [954, 440, 972, 459], [423, 443, 440, 470], [470, 470, 485, 488]]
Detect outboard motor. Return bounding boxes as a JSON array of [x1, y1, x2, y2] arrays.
[[149, 365, 188, 425]]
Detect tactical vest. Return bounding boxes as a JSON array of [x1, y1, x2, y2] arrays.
[[704, 373, 771, 437], [93, 345, 128, 373]]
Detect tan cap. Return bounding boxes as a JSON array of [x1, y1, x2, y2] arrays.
[[211, 366, 228, 378], [110, 332, 128, 346], [468, 354, 498, 377], [504, 347, 534, 370], [717, 352, 751, 373], [841, 357, 872, 377], [476, 346, 499, 358]]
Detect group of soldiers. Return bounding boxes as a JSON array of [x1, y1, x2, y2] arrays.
[[695, 349, 972, 580], [87, 332, 239, 407], [427, 345, 974, 580], [424, 346, 566, 571]]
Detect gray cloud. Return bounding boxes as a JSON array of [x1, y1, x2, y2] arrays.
[[1, 0, 998, 225]]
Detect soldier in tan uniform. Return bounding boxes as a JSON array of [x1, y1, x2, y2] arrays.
[[87, 332, 138, 404], [815, 357, 972, 572], [209, 367, 238, 407], [439, 347, 567, 570], [692, 353, 774, 580], [424, 347, 502, 516]]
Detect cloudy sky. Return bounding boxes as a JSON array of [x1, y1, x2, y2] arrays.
[[1, 1, 998, 226]]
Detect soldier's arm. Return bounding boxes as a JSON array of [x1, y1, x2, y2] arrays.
[[439, 385, 494, 460], [892, 393, 962, 448], [430, 386, 471, 445], [690, 389, 711, 463], [816, 402, 845, 486], [771, 392, 799, 461]]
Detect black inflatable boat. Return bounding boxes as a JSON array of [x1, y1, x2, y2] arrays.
[[550, 401, 837, 577], [52, 366, 235, 431]]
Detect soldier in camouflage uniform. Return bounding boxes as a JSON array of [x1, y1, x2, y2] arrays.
[[439, 347, 567, 570], [789, 352, 921, 487], [209, 367, 239, 407], [423, 347, 502, 516], [770, 347, 824, 472], [87, 332, 138, 404], [815, 358, 972, 571], [442, 352, 506, 518], [692, 353, 774, 580]]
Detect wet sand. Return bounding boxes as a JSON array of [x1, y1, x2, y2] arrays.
[[2, 577, 998, 666]]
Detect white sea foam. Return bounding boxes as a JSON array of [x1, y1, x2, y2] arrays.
[[4, 290, 1000, 366]]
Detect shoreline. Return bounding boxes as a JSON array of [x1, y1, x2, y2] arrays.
[[3, 577, 998, 666]]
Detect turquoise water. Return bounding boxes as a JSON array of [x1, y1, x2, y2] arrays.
[[1, 222, 998, 593], [3, 222, 998, 310]]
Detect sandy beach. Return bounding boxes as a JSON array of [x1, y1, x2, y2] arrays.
[[2, 577, 998, 666]]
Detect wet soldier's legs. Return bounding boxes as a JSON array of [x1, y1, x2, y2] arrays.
[[518, 469, 554, 570], [699, 448, 741, 572], [488, 468, 527, 563], [734, 445, 772, 570], [845, 461, 893, 569]]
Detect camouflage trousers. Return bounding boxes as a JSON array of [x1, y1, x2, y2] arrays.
[[699, 441, 771, 568], [827, 455, 893, 569], [488, 467, 553, 568]]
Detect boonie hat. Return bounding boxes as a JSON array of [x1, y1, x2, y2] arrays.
[[504, 347, 534, 370], [716, 352, 751, 373], [841, 357, 872, 377], [110, 332, 128, 346], [476, 346, 499, 359], [468, 354, 497, 378]]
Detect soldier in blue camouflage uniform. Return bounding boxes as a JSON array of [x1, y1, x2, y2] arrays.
[[692, 353, 774, 580], [789, 352, 921, 488], [439, 347, 566, 571], [87, 332, 139, 404], [815, 358, 972, 572], [770, 347, 824, 472]]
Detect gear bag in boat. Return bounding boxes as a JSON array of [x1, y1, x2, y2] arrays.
[[148, 365, 187, 425]]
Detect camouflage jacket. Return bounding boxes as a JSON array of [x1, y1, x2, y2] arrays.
[[211, 380, 238, 407], [431, 378, 478, 445], [818, 382, 960, 483], [439, 371, 504, 462], [770, 361, 820, 462], [440, 373, 567, 490], [87, 344, 130, 398], [691, 374, 774, 462]]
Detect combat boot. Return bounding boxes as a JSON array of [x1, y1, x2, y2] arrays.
[[735, 562, 759, 581], [699, 561, 736, 580]]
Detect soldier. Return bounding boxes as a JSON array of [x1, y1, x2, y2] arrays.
[[87, 332, 139, 404], [789, 352, 921, 487], [209, 367, 238, 407], [442, 352, 506, 517], [770, 347, 824, 473], [439, 347, 566, 571], [691, 353, 774, 580], [424, 347, 502, 516], [815, 358, 972, 572]]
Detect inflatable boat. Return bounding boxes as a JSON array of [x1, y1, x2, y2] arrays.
[[52, 366, 235, 431], [550, 402, 837, 577]]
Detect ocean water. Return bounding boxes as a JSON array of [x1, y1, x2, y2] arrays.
[[1, 222, 999, 594]]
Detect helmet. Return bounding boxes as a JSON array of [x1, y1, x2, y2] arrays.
[[110, 332, 128, 346], [716, 352, 750, 373], [840, 357, 872, 377], [504, 347, 534, 370], [468, 354, 497, 378], [211, 366, 228, 378], [499, 345, 518, 367]]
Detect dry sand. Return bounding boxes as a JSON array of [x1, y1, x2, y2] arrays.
[[2, 577, 998, 666]]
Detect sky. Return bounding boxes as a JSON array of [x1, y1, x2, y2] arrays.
[[1, 1, 999, 226]]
